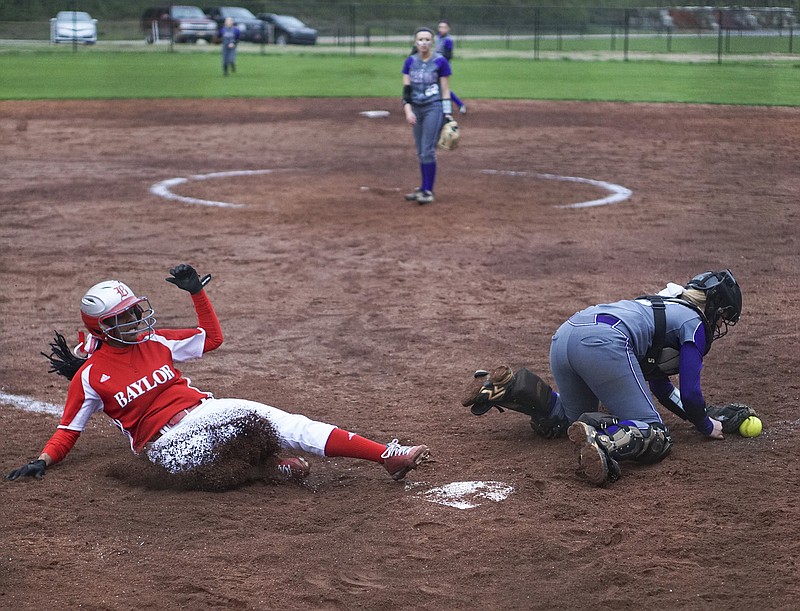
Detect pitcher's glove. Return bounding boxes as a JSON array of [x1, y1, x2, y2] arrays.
[[438, 117, 460, 150], [706, 403, 757, 434]]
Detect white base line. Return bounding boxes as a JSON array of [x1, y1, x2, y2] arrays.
[[150, 169, 632, 209], [0, 391, 61, 416], [481, 169, 632, 208], [150, 169, 281, 208]]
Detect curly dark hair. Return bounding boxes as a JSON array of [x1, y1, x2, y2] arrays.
[[41, 331, 88, 381]]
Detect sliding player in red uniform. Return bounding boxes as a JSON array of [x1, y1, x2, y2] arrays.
[[5, 264, 430, 486]]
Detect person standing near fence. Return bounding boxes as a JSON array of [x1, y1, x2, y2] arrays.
[[435, 21, 466, 114], [402, 27, 453, 205], [219, 17, 240, 76]]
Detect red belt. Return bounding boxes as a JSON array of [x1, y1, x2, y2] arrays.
[[166, 404, 199, 427], [150, 404, 200, 443]]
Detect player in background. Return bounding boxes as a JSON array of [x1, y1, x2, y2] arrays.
[[219, 17, 240, 76], [462, 270, 743, 486], [402, 27, 453, 205], [5, 264, 430, 486], [435, 21, 467, 114]]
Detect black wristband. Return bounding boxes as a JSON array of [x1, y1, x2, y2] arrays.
[[402, 85, 412, 106]]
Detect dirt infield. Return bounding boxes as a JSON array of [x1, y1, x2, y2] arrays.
[[1, 98, 799, 610]]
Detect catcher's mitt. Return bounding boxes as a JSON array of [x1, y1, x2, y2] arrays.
[[706, 403, 757, 434], [438, 118, 460, 150]]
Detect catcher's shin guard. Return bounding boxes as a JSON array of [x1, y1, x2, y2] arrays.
[[576, 412, 672, 465], [509, 368, 568, 438], [567, 420, 621, 485], [461, 366, 567, 438]]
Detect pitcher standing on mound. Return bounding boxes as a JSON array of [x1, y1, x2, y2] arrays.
[[402, 27, 453, 205]]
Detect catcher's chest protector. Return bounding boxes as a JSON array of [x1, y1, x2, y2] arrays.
[[638, 296, 710, 380]]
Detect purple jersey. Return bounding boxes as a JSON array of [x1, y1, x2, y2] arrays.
[[435, 34, 454, 60], [402, 53, 452, 106]]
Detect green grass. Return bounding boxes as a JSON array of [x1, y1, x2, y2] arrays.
[[460, 58, 800, 105], [1, 48, 799, 105]]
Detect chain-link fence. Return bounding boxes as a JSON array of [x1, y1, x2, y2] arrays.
[[1, 4, 797, 61]]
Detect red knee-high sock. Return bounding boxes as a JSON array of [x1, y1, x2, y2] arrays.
[[323, 428, 386, 463]]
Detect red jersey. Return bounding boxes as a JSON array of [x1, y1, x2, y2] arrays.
[[42, 291, 223, 460]]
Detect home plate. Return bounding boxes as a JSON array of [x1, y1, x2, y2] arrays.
[[359, 110, 390, 118], [420, 481, 514, 509]]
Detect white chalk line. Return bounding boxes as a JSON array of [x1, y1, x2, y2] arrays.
[[150, 169, 632, 209], [481, 169, 632, 208], [149, 169, 284, 208], [0, 391, 62, 416]]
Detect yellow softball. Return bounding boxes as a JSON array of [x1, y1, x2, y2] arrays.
[[739, 416, 762, 438]]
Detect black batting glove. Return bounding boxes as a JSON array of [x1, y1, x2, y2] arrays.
[[166, 264, 211, 294], [5, 459, 47, 481]]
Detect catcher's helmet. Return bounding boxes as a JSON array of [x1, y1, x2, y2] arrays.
[[686, 269, 741, 340], [80, 280, 155, 345]]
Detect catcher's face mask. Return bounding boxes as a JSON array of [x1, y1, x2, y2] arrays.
[[687, 269, 742, 341], [99, 302, 156, 345]]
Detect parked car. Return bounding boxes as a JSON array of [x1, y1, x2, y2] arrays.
[[204, 6, 267, 43], [141, 5, 218, 44], [50, 11, 97, 45], [256, 13, 318, 45]]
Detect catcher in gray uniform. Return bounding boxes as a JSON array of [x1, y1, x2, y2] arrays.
[[462, 270, 753, 486]]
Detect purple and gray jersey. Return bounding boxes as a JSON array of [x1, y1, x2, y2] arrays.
[[575, 299, 707, 359], [402, 53, 452, 106], [435, 34, 454, 60]]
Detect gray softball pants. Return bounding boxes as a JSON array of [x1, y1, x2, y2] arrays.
[[411, 101, 443, 164], [549, 314, 663, 425]]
